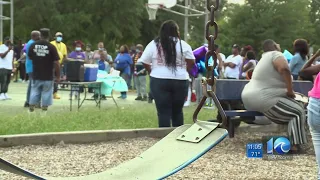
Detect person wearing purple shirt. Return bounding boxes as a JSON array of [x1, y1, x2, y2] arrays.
[[22, 43, 27, 53], [68, 49, 85, 60], [68, 41, 85, 100]]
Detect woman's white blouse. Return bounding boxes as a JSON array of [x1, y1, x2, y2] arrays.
[[139, 40, 195, 80]]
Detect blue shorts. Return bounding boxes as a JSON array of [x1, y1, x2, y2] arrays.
[[29, 80, 54, 106]]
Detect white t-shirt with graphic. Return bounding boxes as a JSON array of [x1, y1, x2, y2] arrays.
[[224, 54, 242, 79], [0, 44, 14, 70], [139, 39, 195, 80]]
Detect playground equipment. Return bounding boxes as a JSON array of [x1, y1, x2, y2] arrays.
[[0, 124, 227, 180], [146, 0, 208, 41], [0, 0, 14, 42], [0, 0, 227, 179]]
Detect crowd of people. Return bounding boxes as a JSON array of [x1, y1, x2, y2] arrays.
[[140, 22, 319, 177], [0, 18, 320, 178], [48, 33, 151, 101], [0, 30, 155, 107]]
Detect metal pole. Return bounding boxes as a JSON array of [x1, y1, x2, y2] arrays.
[[0, 3, 3, 44], [175, 4, 206, 14], [10, 0, 13, 41], [162, 8, 204, 17], [184, 0, 188, 41], [204, 0, 208, 44]]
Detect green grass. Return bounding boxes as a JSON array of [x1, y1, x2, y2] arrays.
[[0, 78, 217, 136], [0, 103, 217, 136]]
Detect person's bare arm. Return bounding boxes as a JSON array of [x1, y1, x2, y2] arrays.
[[216, 53, 223, 71], [186, 58, 195, 73], [61, 55, 67, 65], [300, 49, 320, 71], [0, 46, 12, 59], [224, 62, 236, 68], [300, 64, 320, 77], [11, 54, 15, 72], [243, 62, 253, 72], [18, 53, 26, 61], [142, 63, 151, 74], [273, 57, 294, 96], [108, 61, 113, 66]]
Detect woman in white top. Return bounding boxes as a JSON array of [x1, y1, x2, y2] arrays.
[[241, 50, 258, 79], [139, 20, 195, 127]]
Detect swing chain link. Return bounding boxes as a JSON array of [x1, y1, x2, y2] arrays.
[[193, 0, 227, 129], [204, 0, 219, 87]]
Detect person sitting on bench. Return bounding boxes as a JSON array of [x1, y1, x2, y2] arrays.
[[241, 39, 307, 153], [241, 50, 258, 80]]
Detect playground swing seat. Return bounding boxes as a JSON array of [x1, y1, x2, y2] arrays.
[[0, 77, 228, 180], [1, 1, 225, 178], [0, 122, 227, 180]]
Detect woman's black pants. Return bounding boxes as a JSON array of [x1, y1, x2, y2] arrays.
[[150, 77, 188, 127]]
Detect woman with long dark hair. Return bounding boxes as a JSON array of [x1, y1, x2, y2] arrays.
[[139, 20, 195, 127], [289, 39, 309, 80]]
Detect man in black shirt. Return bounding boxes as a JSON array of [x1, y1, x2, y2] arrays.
[[28, 28, 60, 114]]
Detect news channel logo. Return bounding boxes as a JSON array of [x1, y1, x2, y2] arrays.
[[263, 136, 293, 160], [267, 136, 291, 155]]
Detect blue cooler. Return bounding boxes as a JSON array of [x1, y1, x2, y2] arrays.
[[84, 64, 98, 82]]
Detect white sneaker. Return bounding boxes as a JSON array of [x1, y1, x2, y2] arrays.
[[0, 93, 5, 100], [184, 101, 190, 107], [4, 93, 11, 100]]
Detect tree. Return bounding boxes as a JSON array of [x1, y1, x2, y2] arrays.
[[217, 0, 315, 56], [4, 0, 146, 56], [185, 0, 227, 48], [310, 0, 320, 49], [3, 0, 317, 56], [138, 0, 227, 49]]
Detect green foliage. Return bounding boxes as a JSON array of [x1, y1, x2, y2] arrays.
[[217, 0, 316, 56], [2, 0, 217, 52], [0, 80, 217, 135], [1, 0, 318, 56], [310, 0, 320, 46], [4, 0, 146, 54]]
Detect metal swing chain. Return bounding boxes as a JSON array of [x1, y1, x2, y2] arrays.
[[192, 0, 227, 129], [205, 0, 219, 83]]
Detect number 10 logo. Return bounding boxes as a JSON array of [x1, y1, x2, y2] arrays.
[[267, 137, 291, 155]]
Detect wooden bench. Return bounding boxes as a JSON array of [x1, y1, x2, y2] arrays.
[[214, 79, 313, 138]]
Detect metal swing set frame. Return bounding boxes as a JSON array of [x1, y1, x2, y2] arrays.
[[0, 1, 230, 180]]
